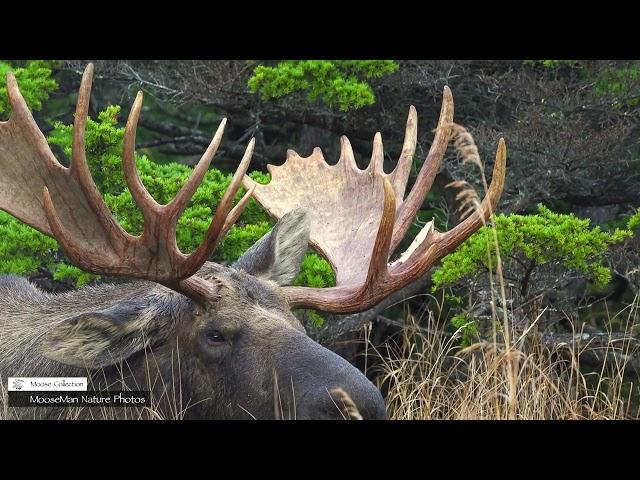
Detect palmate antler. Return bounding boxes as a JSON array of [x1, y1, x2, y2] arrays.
[[243, 87, 507, 313], [0, 64, 254, 304]]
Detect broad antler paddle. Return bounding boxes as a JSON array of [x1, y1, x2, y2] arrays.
[[243, 87, 507, 313]]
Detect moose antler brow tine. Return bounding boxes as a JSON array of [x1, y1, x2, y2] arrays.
[[70, 63, 92, 176], [390, 138, 507, 279]]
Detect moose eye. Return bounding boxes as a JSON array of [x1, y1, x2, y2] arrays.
[[205, 330, 225, 345]]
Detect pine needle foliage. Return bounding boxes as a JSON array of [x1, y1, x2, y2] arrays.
[[248, 60, 399, 111]]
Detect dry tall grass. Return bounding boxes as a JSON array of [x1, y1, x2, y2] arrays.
[[367, 302, 639, 420]]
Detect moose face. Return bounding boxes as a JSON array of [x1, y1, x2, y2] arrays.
[[39, 210, 387, 419], [175, 266, 387, 419]]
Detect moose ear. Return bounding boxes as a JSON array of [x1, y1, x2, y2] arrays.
[[40, 302, 167, 369], [234, 208, 311, 286]]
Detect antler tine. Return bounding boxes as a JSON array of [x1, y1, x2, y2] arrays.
[[168, 118, 227, 221], [367, 133, 384, 175], [390, 105, 417, 200], [69, 65, 129, 243], [391, 219, 435, 268], [362, 177, 396, 289], [221, 184, 256, 239], [71, 63, 92, 177], [123, 91, 161, 218], [181, 137, 255, 277], [390, 86, 454, 253], [339, 136, 358, 171], [392, 138, 507, 279], [434, 138, 507, 251]]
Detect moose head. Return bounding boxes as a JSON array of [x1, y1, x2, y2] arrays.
[[0, 64, 506, 419]]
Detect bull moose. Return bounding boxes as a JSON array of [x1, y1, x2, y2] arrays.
[[0, 64, 506, 419]]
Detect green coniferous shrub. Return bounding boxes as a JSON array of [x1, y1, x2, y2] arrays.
[[0, 60, 58, 115], [248, 60, 399, 111], [432, 204, 633, 294], [431, 204, 637, 342]]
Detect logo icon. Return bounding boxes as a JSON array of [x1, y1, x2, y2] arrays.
[[11, 378, 24, 390]]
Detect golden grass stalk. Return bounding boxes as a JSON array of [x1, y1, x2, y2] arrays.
[[370, 305, 639, 420]]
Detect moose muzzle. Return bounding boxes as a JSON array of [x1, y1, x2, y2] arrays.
[[273, 333, 387, 420]]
